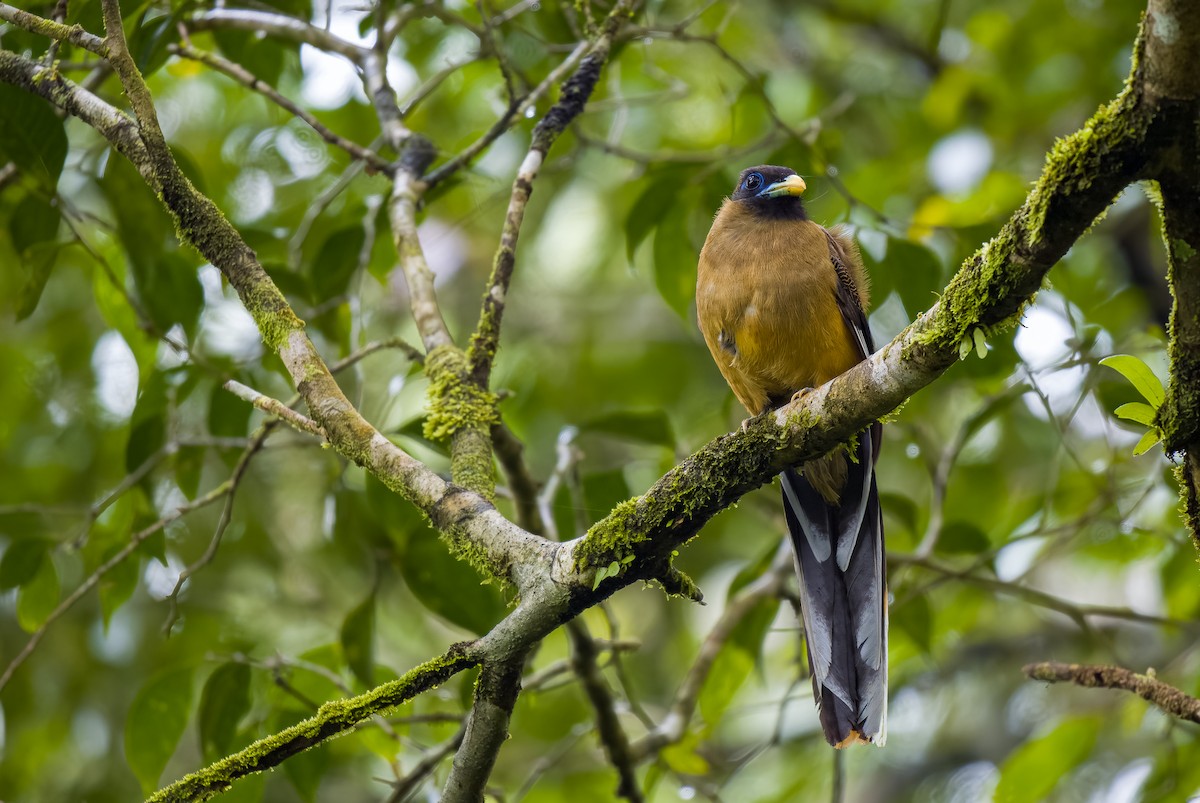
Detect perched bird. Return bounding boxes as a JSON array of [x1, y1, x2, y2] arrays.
[[696, 165, 886, 747]]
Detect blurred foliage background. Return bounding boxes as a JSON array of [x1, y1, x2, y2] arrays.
[[1, 0, 1197, 801]]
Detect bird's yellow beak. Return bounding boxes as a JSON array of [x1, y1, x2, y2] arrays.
[[763, 174, 807, 198]]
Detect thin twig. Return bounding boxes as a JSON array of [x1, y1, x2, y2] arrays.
[[567, 619, 643, 801], [168, 43, 392, 173], [0, 480, 236, 694], [223, 380, 327, 438]]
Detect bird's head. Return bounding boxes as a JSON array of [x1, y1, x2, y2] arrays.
[[730, 165, 808, 220]]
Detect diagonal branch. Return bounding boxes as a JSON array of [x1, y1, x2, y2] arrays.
[[167, 43, 392, 173], [467, 0, 636, 388]]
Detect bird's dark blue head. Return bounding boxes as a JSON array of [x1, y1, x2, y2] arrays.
[[731, 165, 808, 220]]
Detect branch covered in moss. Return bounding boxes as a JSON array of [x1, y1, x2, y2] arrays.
[[1023, 661, 1200, 724], [148, 647, 480, 802]]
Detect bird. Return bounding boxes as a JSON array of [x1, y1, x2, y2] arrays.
[[696, 165, 886, 747]]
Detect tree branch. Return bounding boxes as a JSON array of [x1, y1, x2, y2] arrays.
[[442, 656, 526, 802], [466, 0, 635, 388], [167, 43, 392, 173], [1023, 661, 1200, 724], [147, 646, 480, 803]]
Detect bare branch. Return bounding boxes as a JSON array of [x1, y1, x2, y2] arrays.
[[168, 43, 393, 173], [223, 380, 326, 438], [187, 8, 366, 61], [567, 620, 643, 801]]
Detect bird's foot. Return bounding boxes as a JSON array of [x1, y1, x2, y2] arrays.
[[789, 387, 815, 405]]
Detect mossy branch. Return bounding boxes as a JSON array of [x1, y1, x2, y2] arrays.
[[558, 14, 1164, 582], [1023, 661, 1200, 725], [147, 647, 480, 803]]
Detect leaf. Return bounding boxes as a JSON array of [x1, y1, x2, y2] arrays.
[[126, 667, 195, 796], [198, 662, 251, 762], [340, 593, 376, 687], [208, 382, 253, 439], [98, 546, 139, 629], [0, 538, 49, 590], [0, 85, 67, 190], [1133, 429, 1162, 456], [995, 716, 1100, 803], [651, 204, 697, 320], [699, 596, 775, 727], [11, 194, 62, 320], [395, 526, 506, 635], [1114, 401, 1156, 426], [16, 553, 59, 631], [893, 594, 933, 653], [883, 237, 942, 316], [625, 170, 686, 261], [128, 10, 180, 77], [972, 327, 987, 358], [174, 444, 206, 500], [937, 521, 990, 555], [126, 372, 168, 474], [579, 409, 675, 448], [1100, 355, 1164, 408], [309, 226, 366, 303], [213, 29, 291, 88], [660, 734, 710, 775]]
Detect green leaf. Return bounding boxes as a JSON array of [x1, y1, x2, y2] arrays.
[[208, 382, 253, 439], [1114, 401, 1156, 426], [340, 593, 376, 688], [11, 193, 62, 320], [309, 226, 366, 303], [1133, 428, 1162, 456], [579, 409, 675, 448], [0, 538, 49, 590], [396, 526, 506, 635], [0, 85, 67, 190], [995, 716, 1100, 803], [882, 237, 942, 316], [16, 552, 58, 631], [126, 667, 195, 796], [625, 170, 686, 262], [972, 327, 987, 358], [198, 662, 252, 762], [126, 372, 168, 474], [174, 444, 206, 500], [936, 521, 990, 555], [213, 29, 292, 87], [128, 10, 180, 77], [699, 596, 775, 727], [651, 204, 696, 320], [893, 594, 933, 653], [98, 546, 139, 629], [1100, 354, 1165, 408]]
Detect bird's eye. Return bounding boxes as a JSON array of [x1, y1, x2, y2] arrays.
[[743, 172, 764, 192]]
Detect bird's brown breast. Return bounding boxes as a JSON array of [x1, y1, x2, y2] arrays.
[[696, 201, 866, 415]]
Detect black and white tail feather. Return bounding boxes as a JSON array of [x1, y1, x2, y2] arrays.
[[782, 427, 887, 747]]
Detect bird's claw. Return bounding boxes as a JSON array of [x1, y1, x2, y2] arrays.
[[790, 387, 815, 405]]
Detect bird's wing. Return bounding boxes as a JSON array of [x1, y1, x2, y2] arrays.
[[824, 228, 875, 359]]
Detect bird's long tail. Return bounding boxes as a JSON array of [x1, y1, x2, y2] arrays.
[[781, 426, 887, 747]]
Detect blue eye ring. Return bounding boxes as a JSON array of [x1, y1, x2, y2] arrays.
[[742, 172, 764, 193]]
